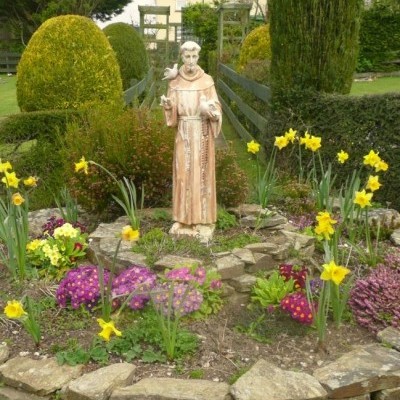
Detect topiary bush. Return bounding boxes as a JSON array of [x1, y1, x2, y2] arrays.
[[238, 24, 271, 74], [62, 107, 174, 215], [349, 265, 400, 333], [17, 15, 123, 112], [103, 22, 149, 90]]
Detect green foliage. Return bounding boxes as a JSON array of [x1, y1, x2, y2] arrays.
[[17, 15, 123, 112], [270, 0, 363, 95], [63, 107, 174, 214], [56, 339, 109, 366], [212, 233, 261, 253], [251, 271, 295, 307], [238, 24, 271, 72], [216, 208, 237, 230], [358, 3, 400, 72], [216, 148, 249, 207], [0, 110, 82, 143], [181, 4, 218, 71], [103, 23, 149, 90]]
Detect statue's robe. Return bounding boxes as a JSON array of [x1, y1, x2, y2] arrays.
[[164, 66, 222, 225]]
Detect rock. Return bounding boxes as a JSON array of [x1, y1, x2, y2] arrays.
[[0, 386, 48, 400], [247, 253, 275, 273], [374, 386, 400, 399], [215, 255, 245, 280], [232, 248, 255, 265], [313, 344, 400, 398], [64, 363, 136, 400], [390, 229, 400, 246], [109, 377, 231, 399], [228, 204, 263, 217], [229, 274, 257, 293], [154, 255, 202, 271], [0, 356, 83, 396], [230, 359, 327, 400], [245, 242, 281, 253], [367, 208, 400, 229], [28, 208, 62, 238], [280, 230, 315, 249], [377, 327, 400, 351], [0, 343, 9, 364], [169, 223, 215, 244], [240, 214, 288, 229]]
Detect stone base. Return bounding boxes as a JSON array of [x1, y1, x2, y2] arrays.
[[169, 222, 215, 244]]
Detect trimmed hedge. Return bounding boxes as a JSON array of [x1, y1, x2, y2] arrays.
[[267, 91, 400, 210]]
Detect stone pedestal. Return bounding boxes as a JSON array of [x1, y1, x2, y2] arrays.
[[169, 222, 215, 244]]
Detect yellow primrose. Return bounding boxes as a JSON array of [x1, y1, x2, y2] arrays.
[[4, 300, 27, 319], [0, 160, 12, 173], [75, 156, 89, 174], [247, 140, 260, 154], [363, 150, 381, 168], [11, 193, 25, 206], [374, 160, 388, 172], [1, 171, 20, 188], [121, 225, 140, 241], [337, 150, 349, 164], [274, 135, 289, 150], [23, 176, 38, 187], [320, 260, 350, 285], [284, 128, 297, 143], [26, 239, 44, 252], [307, 135, 322, 152], [354, 189, 373, 208], [366, 175, 382, 192], [97, 318, 122, 341]]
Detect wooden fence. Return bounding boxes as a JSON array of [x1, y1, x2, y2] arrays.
[[123, 67, 156, 108], [0, 52, 20, 74], [217, 63, 271, 142]]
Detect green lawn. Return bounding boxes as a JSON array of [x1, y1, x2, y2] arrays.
[[350, 76, 400, 96], [0, 74, 19, 118]]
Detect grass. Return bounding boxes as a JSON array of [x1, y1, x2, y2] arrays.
[[0, 74, 19, 117], [350, 76, 400, 96]]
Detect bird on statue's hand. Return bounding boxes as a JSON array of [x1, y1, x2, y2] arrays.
[[162, 63, 178, 80]]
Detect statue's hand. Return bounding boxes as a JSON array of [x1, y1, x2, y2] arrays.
[[160, 95, 172, 109]]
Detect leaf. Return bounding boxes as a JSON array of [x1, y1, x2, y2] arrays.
[[141, 348, 166, 363]]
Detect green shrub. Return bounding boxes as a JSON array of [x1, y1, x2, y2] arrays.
[[0, 110, 82, 143], [238, 24, 271, 73], [17, 15, 123, 112], [63, 107, 174, 215], [103, 23, 149, 90], [216, 148, 249, 207]]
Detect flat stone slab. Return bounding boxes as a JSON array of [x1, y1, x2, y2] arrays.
[[0, 386, 48, 400], [154, 255, 202, 271], [230, 359, 327, 400], [375, 386, 400, 400], [215, 255, 245, 280], [0, 356, 83, 396], [229, 274, 257, 293], [377, 327, 400, 351], [64, 363, 136, 400], [313, 344, 400, 399], [110, 377, 231, 399], [0, 344, 9, 364], [232, 248, 255, 265]]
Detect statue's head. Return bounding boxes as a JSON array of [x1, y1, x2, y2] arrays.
[[180, 41, 201, 74]]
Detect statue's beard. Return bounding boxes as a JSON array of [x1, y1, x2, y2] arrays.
[[184, 65, 197, 74]]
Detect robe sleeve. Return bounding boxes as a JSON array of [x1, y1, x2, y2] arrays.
[[206, 84, 222, 138], [163, 85, 178, 128]]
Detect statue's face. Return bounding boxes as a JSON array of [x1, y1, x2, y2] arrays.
[[181, 50, 199, 74]]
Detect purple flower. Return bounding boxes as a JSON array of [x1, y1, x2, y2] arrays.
[[165, 266, 207, 285]]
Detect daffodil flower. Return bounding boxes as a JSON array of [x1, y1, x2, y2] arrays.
[[75, 156, 89, 174], [121, 225, 140, 241], [11, 193, 25, 206], [363, 150, 381, 168], [0, 159, 12, 173], [1, 171, 20, 188], [247, 140, 260, 154], [366, 175, 382, 192], [320, 260, 350, 285], [374, 160, 388, 172], [354, 189, 373, 208], [306, 135, 322, 152], [4, 300, 27, 319], [97, 318, 122, 341], [284, 128, 297, 143], [274, 135, 289, 150], [23, 176, 38, 187], [337, 150, 349, 164]]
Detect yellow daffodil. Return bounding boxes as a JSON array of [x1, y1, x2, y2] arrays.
[[247, 140, 260, 154], [284, 128, 297, 143], [316, 211, 337, 226], [307, 135, 322, 152], [274, 135, 289, 150], [374, 160, 388, 172], [4, 300, 27, 319], [23, 176, 38, 187], [315, 221, 336, 240], [320, 260, 350, 285], [354, 189, 373, 208], [1, 171, 20, 188], [300, 132, 311, 146], [366, 175, 382, 192], [75, 156, 89, 174], [363, 150, 381, 168], [121, 225, 140, 241], [0, 160, 12, 173], [11, 193, 25, 206], [337, 150, 349, 164], [97, 318, 122, 341]]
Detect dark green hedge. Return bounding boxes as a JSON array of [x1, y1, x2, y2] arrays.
[[358, 3, 400, 72], [267, 91, 400, 210], [0, 109, 82, 143]]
